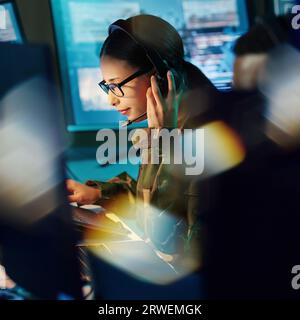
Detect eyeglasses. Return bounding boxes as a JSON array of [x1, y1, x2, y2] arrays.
[[98, 68, 151, 97]]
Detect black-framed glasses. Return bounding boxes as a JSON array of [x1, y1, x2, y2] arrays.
[[98, 68, 151, 97]]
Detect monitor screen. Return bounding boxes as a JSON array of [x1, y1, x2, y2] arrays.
[[51, 0, 248, 131], [0, 2, 22, 43]]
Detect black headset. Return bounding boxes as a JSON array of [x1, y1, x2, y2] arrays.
[[108, 19, 182, 97]]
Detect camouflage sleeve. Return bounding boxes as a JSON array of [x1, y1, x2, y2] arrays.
[[85, 172, 137, 217]]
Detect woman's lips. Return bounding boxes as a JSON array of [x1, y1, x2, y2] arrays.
[[118, 108, 130, 115]]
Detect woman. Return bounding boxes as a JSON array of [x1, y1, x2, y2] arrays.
[[67, 14, 218, 270]]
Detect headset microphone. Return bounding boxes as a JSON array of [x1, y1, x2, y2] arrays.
[[121, 111, 147, 127]]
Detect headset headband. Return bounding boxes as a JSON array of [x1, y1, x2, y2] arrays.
[[108, 19, 169, 80]]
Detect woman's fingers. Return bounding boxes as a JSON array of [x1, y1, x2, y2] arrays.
[[166, 70, 179, 127], [167, 70, 176, 98], [68, 194, 80, 203], [66, 179, 77, 192], [150, 76, 164, 110], [150, 75, 163, 101], [66, 179, 101, 204], [147, 71, 179, 128], [150, 76, 164, 124], [147, 86, 160, 128]]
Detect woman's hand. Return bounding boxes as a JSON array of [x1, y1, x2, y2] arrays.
[[146, 70, 182, 129], [66, 179, 101, 205]]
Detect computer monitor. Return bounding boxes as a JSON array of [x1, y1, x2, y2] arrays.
[[0, 1, 23, 43], [0, 42, 82, 299], [51, 0, 248, 131]]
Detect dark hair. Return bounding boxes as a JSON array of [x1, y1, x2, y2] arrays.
[[100, 15, 185, 72], [233, 15, 291, 56]]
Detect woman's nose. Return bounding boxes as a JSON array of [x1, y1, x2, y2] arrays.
[[107, 91, 120, 107]]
